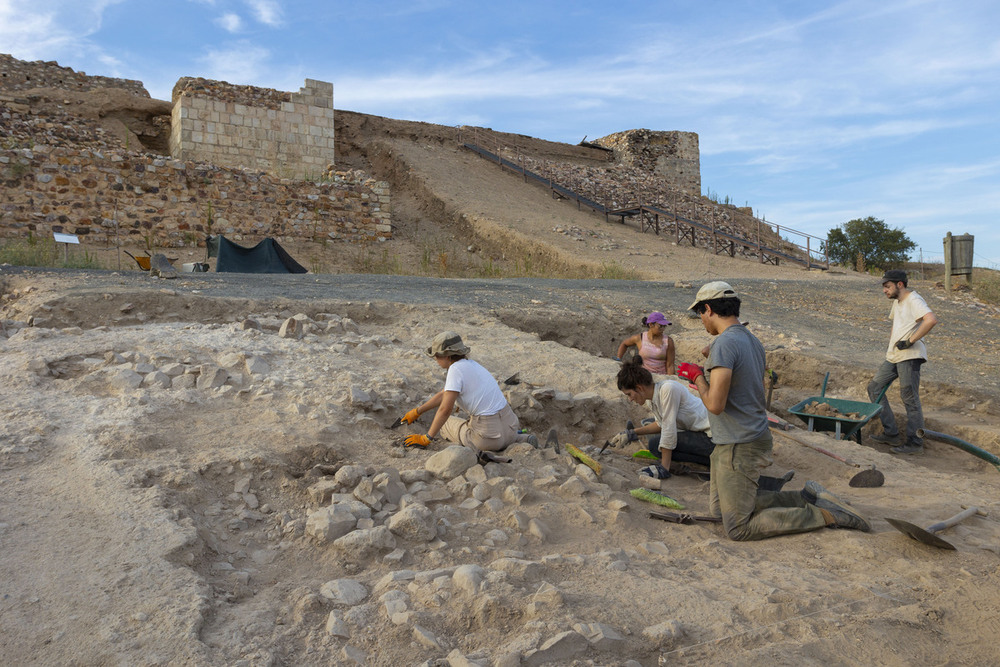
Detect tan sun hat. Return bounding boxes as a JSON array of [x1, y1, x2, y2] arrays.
[[426, 331, 471, 357], [688, 280, 738, 310]]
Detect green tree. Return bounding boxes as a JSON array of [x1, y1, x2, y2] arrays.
[[827, 216, 915, 270]]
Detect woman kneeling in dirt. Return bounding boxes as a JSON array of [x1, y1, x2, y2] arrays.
[[398, 332, 537, 453], [612, 357, 792, 490]]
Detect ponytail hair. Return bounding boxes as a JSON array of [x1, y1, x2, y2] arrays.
[[617, 355, 653, 391]]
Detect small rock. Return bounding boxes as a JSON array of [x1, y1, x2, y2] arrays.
[[319, 579, 368, 606], [452, 564, 485, 595]]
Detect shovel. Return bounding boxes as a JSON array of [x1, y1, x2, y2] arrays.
[[765, 369, 777, 411], [771, 427, 885, 487], [545, 428, 561, 454], [885, 506, 985, 550], [649, 509, 722, 524]]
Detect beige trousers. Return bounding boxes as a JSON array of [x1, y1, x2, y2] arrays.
[[439, 405, 527, 452]]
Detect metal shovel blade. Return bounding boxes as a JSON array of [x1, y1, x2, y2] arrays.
[[885, 517, 956, 550], [849, 466, 885, 487], [545, 428, 561, 454]]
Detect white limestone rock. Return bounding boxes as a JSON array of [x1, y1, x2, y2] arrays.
[[426, 445, 478, 480]]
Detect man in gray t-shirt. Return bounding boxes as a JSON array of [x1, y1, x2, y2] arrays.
[[677, 281, 870, 540], [705, 322, 769, 445]]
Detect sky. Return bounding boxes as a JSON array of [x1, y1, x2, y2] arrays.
[[2, 0, 998, 268]]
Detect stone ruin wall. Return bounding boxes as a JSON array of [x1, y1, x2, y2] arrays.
[[0, 53, 149, 97], [0, 55, 390, 251], [593, 129, 700, 195], [170, 77, 336, 181]]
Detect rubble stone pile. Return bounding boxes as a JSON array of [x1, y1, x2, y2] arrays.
[[502, 147, 790, 261], [171, 77, 292, 111], [0, 53, 149, 97]]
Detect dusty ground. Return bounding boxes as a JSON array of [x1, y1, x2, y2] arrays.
[[3, 110, 1000, 666]]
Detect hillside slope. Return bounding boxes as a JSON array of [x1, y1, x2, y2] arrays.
[[333, 110, 843, 283]]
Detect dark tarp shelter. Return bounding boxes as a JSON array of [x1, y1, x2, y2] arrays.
[[208, 236, 308, 273]]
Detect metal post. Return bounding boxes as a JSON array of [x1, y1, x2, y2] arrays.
[[943, 232, 953, 293], [757, 219, 762, 263]]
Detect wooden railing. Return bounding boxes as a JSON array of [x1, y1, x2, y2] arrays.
[[457, 126, 828, 270]]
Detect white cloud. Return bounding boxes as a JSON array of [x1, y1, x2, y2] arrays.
[[0, 0, 126, 66], [244, 0, 281, 26], [197, 41, 272, 85], [216, 12, 243, 33]]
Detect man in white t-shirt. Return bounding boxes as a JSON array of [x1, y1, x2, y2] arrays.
[[868, 270, 939, 454]]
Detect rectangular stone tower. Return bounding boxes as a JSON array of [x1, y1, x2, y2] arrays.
[[169, 77, 335, 180]]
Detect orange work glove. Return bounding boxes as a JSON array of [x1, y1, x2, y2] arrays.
[[403, 434, 432, 448], [402, 408, 421, 424]]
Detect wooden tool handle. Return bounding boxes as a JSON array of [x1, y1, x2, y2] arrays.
[[927, 506, 980, 533], [770, 427, 861, 468]]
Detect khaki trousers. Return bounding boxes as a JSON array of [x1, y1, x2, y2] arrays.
[[439, 405, 527, 452]]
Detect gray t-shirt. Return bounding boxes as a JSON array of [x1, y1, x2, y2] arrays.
[[705, 323, 769, 444]]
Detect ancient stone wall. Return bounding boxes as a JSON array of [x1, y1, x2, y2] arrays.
[[0, 53, 149, 97], [0, 56, 390, 250], [593, 129, 700, 194], [169, 78, 335, 180], [0, 142, 389, 249]]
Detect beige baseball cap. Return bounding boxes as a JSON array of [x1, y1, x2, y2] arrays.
[[688, 280, 738, 310], [426, 331, 471, 357]]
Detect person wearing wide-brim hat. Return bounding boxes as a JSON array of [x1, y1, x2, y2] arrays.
[[614, 311, 675, 375], [396, 332, 536, 451]]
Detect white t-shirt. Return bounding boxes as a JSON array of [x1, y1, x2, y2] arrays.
[[886, 290, 932, 363], [443, 359, 509, 416], [648, 379, 712, 450]]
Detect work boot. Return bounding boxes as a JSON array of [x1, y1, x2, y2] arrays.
[[871, 432, 899, 445], [525, 434, 539, 448], [890, 442, 923, 455], [802, 481, 871, 532]]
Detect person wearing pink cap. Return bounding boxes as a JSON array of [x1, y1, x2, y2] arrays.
[[614, 311, 675, 375]]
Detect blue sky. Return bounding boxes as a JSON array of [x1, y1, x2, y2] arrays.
[[2, 0, 999, 267]]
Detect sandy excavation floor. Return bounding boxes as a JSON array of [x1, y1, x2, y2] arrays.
[[3, 106, 1000, 665], [1, 263, 1000, 667]]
